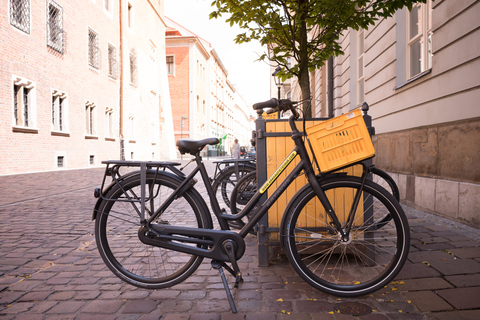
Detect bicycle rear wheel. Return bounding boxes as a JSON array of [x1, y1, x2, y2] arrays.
[[370, 167, 399, 201], [229, 171, 258, 228], [212, 164, 255, 228], [95, 172, 212, 289], [281, 176, 409, 297]]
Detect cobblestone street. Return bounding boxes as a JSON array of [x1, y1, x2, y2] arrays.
[[1, 160, 480, 320]]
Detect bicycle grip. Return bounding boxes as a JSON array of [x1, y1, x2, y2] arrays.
[[252, 98, 278, 110], [266, 108, 276, 114]]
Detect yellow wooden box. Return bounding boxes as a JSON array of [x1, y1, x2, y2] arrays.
[[264, 120, 363, 243]]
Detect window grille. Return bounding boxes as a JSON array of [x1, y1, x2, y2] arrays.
[[108, 44, 117, 79], [130, 50, 138, 86], [57, 156, 64, 167], [10, 0, 30, 34], [47, 0, 64, 53], [88, 28, 100, 69]]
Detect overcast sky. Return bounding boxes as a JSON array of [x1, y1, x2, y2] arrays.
[[164, 0, 272, 106]]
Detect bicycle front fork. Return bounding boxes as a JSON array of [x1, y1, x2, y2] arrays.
[[308, 163, 370, 242]]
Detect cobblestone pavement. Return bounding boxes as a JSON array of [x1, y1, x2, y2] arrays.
[[1, 159, 480, 320]]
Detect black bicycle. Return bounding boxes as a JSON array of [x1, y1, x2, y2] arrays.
[[92, 98, 410, 313]]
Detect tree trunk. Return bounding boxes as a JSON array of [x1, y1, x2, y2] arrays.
[[298, 68, 311, 118], [298, 0, 312, 118]]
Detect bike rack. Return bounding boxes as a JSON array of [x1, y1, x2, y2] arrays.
[[254, 104, 375, 267]]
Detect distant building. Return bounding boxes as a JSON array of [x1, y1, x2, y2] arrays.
[[1, 0, 175, 175], [165, 18, 254, 157], [165, 17, 210, 148], [305, 0, 480, 226]]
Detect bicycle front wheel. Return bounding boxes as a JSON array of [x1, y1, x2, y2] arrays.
[[281, 176, 409, 297], [95, 172, 212, 289]]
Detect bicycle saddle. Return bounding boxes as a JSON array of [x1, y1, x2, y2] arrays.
[[176, 138, 219, 155]]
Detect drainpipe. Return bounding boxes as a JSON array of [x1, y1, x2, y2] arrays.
[[328, 56, 334, 118], [119, 0, 125, 160]]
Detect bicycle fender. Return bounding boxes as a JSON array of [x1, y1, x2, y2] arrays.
[[91, 169, 186, 221]]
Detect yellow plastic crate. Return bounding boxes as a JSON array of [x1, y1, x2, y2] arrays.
[[306, 108, 375, 172]]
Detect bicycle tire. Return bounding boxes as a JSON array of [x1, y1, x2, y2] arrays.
[[370, 167, 400, 202], [281, 176, 409, 297], [212, 164, 255, 213], [227, 171, 259, 228], [95, 171, 212, 289]]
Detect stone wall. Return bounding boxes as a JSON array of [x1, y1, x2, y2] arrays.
[[373, 118, 480, 227]]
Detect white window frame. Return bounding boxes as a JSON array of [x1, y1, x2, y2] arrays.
[[105, 107, 114, 138], [51, 89, 68, 134], [407, 0, 433, 79], [12, 75, 37, 132], [85, 101, 97, 137], [166, 55, 175, 75], [103, 0, 113, 18]]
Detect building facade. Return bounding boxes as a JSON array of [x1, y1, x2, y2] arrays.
[[165, 17, 211, 147], [1, 0, 175, 175], [307, 0, 480, 226], [165, 18, 254, 157]]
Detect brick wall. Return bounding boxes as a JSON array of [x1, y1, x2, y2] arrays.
[[1, 1, 121, 174], [1, 0, 169, 174], [167, 46, 190, 142]]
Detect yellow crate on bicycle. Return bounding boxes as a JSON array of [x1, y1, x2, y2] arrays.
[[306, 108, 375, 172]]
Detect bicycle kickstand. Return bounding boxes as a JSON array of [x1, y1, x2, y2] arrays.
[[211, 240, 244, 314], [211, 260, 238, 314]]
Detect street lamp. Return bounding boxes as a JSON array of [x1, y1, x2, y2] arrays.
[[272, 66, 283, 99]]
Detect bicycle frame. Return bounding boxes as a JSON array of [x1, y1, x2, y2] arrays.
[[140, 115, 367, 260]]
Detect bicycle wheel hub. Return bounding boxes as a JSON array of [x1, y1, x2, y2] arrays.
[[339, 232, 353, 244]]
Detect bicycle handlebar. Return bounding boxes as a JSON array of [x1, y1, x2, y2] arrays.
[[252, 98, 300, 119]]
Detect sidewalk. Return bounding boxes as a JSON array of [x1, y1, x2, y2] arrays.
[[0, 161, 479, 320]]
